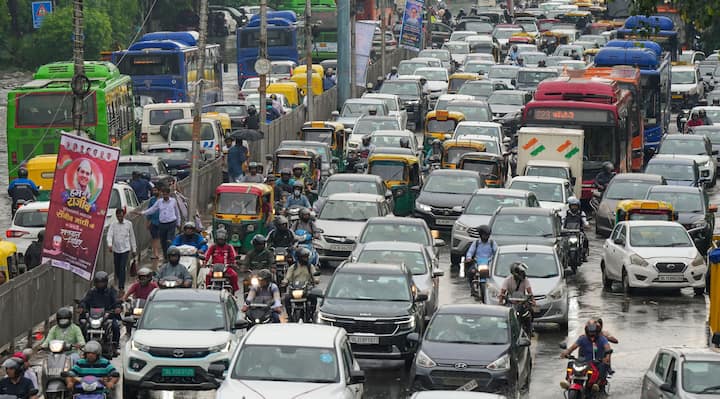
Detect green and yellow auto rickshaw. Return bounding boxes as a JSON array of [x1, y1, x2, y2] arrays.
[[441, 139, 487, 169], [457, 152, 507, 187], [301, 121, 348, 171], [367, 154, 422, 216], [424, 110, 465, 151], [0, 240, 18, 281], [26, 154, 57, 201], [213, 183, 274, 254]]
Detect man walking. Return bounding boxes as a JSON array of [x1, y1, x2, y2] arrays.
[[138, 186, 181, 257], [129, 171, 153, 202], [228, 138, 248, 183], [107, 208, 137, 293]]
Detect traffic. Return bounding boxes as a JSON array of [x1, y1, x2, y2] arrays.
[[2, 0, 720, 399]]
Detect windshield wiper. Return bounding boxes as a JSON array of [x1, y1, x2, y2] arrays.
[[207, 326, 227, 331], [699, 385, 720, 394]]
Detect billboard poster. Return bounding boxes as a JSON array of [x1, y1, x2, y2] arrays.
[[398, 0, 424, 52], [42, 134, 120, 280], [354, 20, 377, 86]]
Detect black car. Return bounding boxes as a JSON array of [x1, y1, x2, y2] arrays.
[[202, 102, 248, 129], [409, 304, 531, 395], [146, 142, 207, 180], [644, 156, 702, 187], [414, 169, 484, 230], [687, 125, 720, 167], [379, 79, 429, 129], [316, 262, 427, 366]]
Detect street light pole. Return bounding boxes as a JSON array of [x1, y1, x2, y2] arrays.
[[71, 0, 86, 135], [305, 0, 313, 121], [259, 0, 268, 159], [188, 0, 209, 221], [380, 0, 386, 79]]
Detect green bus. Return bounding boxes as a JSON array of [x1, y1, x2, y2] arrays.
[[283, 0, 338, 61], [6, 61, 136, 179]]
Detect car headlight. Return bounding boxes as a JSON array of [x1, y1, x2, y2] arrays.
[[630, 254, 649, 267], [487, 353, 510, 370], [395, 316, 416, 330], [415, 350, 437, 368], [691, 252, 705, 267], [415, 201, 431, 212], [316, 312, 336, 324], [548, 284, 564, 300], [692, 221, 707, 229], [454, 222, 469, 233], [208, 342, 230, 353], [131, 340, 150, 352]]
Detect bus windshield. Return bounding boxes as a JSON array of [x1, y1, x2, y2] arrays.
[[117, 54, 181, 76], [239, 29, 293, 48]]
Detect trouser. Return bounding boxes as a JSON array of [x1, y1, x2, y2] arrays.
[[113, 251, 130, 290], [465, 262, 478, 293], [110, 318, 120, 347], [158, 221, 177, 257], [271, 311, 281, 323]]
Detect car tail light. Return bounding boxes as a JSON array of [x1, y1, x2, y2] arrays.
[[215, 144, 221, 156], [238, 92, 245, 100], [6, 230, 29, 238]]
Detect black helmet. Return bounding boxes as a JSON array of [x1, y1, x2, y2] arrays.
[[300, 208, 312, 219], [477, 225, 491, 236], [18, 168, 28, 178], [297, 247, 311, 261], [37, 229, 45, 241], [251, 235, 267, 246], [362, 135, 371, 144], [602, 161, 614, 172], [166, 246, 181, 258], [510, 262, 528, 281], [257, 268, 273, 281], [399, 137, 410, 148], [83, 340, 102, 356], [584, 320, 599, 337], [93, 271, 109, 285], [56, 307, 73, 328]]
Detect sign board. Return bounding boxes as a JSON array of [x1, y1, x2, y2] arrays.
[[398, 0, 424, 52], [32, 1, 53, 29]]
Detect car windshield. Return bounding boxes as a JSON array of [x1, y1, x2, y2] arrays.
[[149, 109, 184, 125], [461, 160, 500, 175], [454, 124, 501, 139], [698, 129, 720, 144], [464, 21, 494, 33], [202, 105, 247, 116], [446, 104, 492, 121], [509, 181, 564, 202], [117, 163, 157, 178], [416, 69, 448, 81], [645, 163, 696, 181], [170, 123, 214, 141], [495, 29, 521, 39], [443, 43, 469, 54], [517, 70, 558, 84], [629, 225, 692, 247], [494, 252, 559, 277], [354, 119, 400, 135], [419, 50, 451, 61], [320, 200, 379, 221], [326, 273, 411, 301], [425, 314, 509, 345], [398, 62, 425, 75], [466, 195, 526, 215], [427, 119, 457, 132], [463, 63, 492, 75], [147, 148, 191, 161], [424, 175, 479, 194], [659, 139, 708, 155], [140, 301, 225, 330], [458, 82, 494, 97], [671, 70, 696, 85], [372, 134, 404, 147], [341, 103, 385, 116], [359, 223, 430, 245], [271, 64, 293, 74], [321, 180, 379, 197], [489, 92, 524, 105], [605, 181, 656, 200], [379, 81, 420, 96], [302, 129, 332, 143], [698, 108, 720, 123], [242, 80, 260, 90], [13, 209, 48, 228], [525, 166, 570, 180], [489, 67, 519, 79], [492, 214, 554, 236], [682, 360, 720, 394], [232, 345, 339, 383], [647, 192, 704, 213], [217, 192, 258, 215], [357, 250, 428, 274]]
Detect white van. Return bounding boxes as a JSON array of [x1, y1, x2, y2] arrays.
[[140, 103, 195, 149], [167, 118, 224, 159]]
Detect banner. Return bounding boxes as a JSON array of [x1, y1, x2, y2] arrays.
[[354, 21, 377, 86], [399, 0, 424, 52], [42, 134, 120, 280]]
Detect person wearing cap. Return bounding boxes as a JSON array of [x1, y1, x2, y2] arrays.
[[0, 357, 37, 399], [24, 230, 45, 271]]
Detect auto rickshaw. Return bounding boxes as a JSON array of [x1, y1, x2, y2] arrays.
[[26, 154, 57, 201], [448, 73, 480, 94], [508, 32, 537, 45], [213, 183, 274, 254], [290, 72, 323, 96], [294, 64, 324, 76], [441, 139, 487, 169], [615, 200, 676, 224], [0, 240, 18, 281], [424, 110, 466, 150], [267, 81, 303, 108], [301, 121, 348, 171], [367, 154, 421, 216], [457, 152, 507, 187], [271, 147, 322, 199], [539, 31, 570, 54], [202, 112, 232, 136]]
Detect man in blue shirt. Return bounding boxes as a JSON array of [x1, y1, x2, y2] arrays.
[[323, 70, 336, 91], [285, 181, 311, 209], [8, 168, 39, 216], [172, 222, 208, 254], [227, 138, 248, 182], [561, 320, 612, 383], [129, 171, 153, 202], [465, 225, 497, 297]]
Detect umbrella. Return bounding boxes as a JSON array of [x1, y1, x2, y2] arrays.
[[230, 129, 264, 141]]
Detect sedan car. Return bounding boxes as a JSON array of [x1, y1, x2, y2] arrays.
[[353, 241, 444, 320], [594, 173, 667, 237], [337, 98, 388, 131], [356, 216, 445, 261], [487, 66, 520, 89], [414, 169, 484, 230], [348, 116, 402, 148], [508, 176, 573, 217], [457, 80, 508, 101], [488, 90, 532, 120], [601, 221, 707, 295], [362, 93, 408, 129], [415, 67, 450, 104], [409, 304, 531, 395], [146, 142, 206, 180], [656, 133, 717, 187], [487, 245, 568, 329], [640, 347, 720, 399], [453, 122, 504, 142], [312, 174, 391, 213]]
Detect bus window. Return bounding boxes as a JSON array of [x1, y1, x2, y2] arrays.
[[117, 54, 181, 75]]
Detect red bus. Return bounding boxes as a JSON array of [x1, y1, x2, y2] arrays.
[[523, 78, 640, 200]]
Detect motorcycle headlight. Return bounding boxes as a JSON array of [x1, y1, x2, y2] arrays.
[[131, 340, 150, 352], [415, 350, 436, 368], [213, 271, 224, 278], [132, 307, 143, 316], [251, 277, 259, 287], [691, 252, 705, 267], [487, 353, 510, 370], [630, 254, 649, 267], [454, 222, 469, 233], [81, 381, 99, 392], [90, 319, 102, 329], [276, 254, 286, 262], [415, 201, 431, 212], [568, 236, 579, 244], [49, 340, 65, 353], [292, 289, 305, 299], [208, 342, 230, 353]]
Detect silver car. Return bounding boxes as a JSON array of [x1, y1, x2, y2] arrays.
[[641, 347, 720, 398]]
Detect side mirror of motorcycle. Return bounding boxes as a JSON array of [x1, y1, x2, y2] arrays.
[[517, 336, 531, 347], [208, 363, 227, 379], [233, 318, 251, 330], [310, 287, 324, 298]]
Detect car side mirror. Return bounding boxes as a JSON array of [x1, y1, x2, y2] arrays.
[[208, 363, 227, 379], [233, 319, 250, 330], [410, 185, 421, 192], [511, 79, 516, 86], [517, 336, 531, 347], [570, 177, 576, 185], [659, 382, 675, 394], [613, 237, 625, 246], [694, 237, 704, 248], [349, 369, 366, 384], [407, 332, 420, 343], [434, 238, 446, 247], [310, 287, 324, 298], [432, 269, 444, 277]]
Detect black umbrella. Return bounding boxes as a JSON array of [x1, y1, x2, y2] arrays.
[[230, 129, 264, 141]]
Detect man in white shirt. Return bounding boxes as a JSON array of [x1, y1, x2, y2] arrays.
[[107, 208, 137, 292], [137, 186, 181, 258]]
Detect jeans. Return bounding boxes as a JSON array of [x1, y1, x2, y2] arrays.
[[113, 251, 129, 290], [271, 311, 281, 323], [158, 221, 177, 257]]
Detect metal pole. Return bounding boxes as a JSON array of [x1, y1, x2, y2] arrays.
[[350, 0, 356, 97], [305, 0, 313, 121], [189, 0, 209, 221], [380, 0, 386, 79], [71, 0, 84, 135], [259, 0, 268, 159], [337, 0, 351, 107]]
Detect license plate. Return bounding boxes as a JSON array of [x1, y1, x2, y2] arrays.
[[349, 335, 379, 345], [657, 274, 685, 282], [672, 95, 683, 99], [457, 379, 479, 391], [87, 329, 103, 334], [435, 219, 455, 226], [161, 367, 195, 377], [330, 244, 353, 251]]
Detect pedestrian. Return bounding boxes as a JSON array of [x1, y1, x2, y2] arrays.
[[228, 138, 248, 182], [128, 171, 153, 202], [270, 94, 284, 115], [24, 230, 44, 271], [386, 66, 399, 80], [244, 105, 260, 130], [146, 186, 161, 260], [107, 208, 137, 293], [323, 70, 336, 90], [222, 136, 234, 183], [137, 186, 180, 258]]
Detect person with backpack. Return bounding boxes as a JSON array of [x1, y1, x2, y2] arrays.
[[464, 225, 497, 297]]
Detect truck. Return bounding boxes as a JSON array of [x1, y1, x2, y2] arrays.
[[517, 127, 584, 198]]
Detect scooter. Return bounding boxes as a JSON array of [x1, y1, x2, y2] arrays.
[[176, 244, 203, 287], [287, 280, 313, 323], [294, 229, 320, 266], [507, 295, 534, 337], [42, 340, 73, 399], [560, 352, 612, 398], [64, 374, 119, 399]]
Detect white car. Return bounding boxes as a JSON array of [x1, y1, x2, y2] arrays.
[[441, 41, 470, 65], [6, 201, 49, 265], [167, 118, 225, 159], [244, 92, 292, 115], [106, 183, 140, 226], [414, 67, 449, 103], [508, 176, 572, 217], [434, 94, 474, 111], [601, 221, 707, 295], [453, 121, 503, 143], [361, 93, 408, 128], [214, 324, 365, 399], [239, 77, 277, 99], [671, 65, 703, 109]]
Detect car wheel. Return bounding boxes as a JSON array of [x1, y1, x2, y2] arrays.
[[694, 287, 706, 296], [601, 261, 613, 290], [622, 268, 634, 296]]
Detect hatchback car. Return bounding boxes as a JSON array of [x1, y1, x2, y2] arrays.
[[686, 125, 720, 167], [656, 133, 717, 187], [201, 101, 248, 129], [488, 90, 532, 120], [6, 201, 49, 265], [644, 156, 702, 187], [356, 216, 445, 261], [600, 221, 707, 295], [409, 304, 531, 395], [337, 98, 388, 131], [640, 346, 720, 399], [487, 66, 520, 89], [508, 176, 573, 217], [362, 93, 408, 128], [214, 324, 365, 399], [453, 122, 504, 143], [594, 173, 667, 237], [414, 169, 484, 230]]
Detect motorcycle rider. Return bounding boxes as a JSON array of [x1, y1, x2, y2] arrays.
[[0, 357, 37, 399], [282, 248, 319, 318], [285, 181, 311, 209], [243, 162, 265, 183], [563, 196, 589, 261], [78, 272, 121, 354], [7, 168, 39, 216], [291, 163, 307, 186], [42, 307, 85, 363], [122, 268, 159, 302], [292, 208, 321, 239], [204, 229, 238, 267], [156, 246, 193, 287], [10, 353, 37, 390], [560, 320, 612, 384], [594, 161, 615, 192], [274, 168, 296, 201], [241, 235, 275, 271], [65, 341, 118, 392], [242, 269, 283, 323], [464, 225, 497, 295], [267, 216, 296, 248], [358, 135, 376, 159], [171, 221, 208, 253], [499, 262, 536, 305]]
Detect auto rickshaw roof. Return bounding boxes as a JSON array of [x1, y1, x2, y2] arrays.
[[26, 154, 58, 167], [426, 110, 466, 120], [449, 73, 481, 80], [215, 183, 272, 196], [368, 153, 419, 164], [616, 199, 673, 212], [442, 139, 488, 150], [274, 147, 320, 157], [303, 121, 345, 131], [279, 141, 330, 151], [458, 151, 503, 161]]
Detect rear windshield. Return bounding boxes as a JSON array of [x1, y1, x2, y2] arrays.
[[14, 209, 48, 228], [149, 109, 185, 125], [170, 123, 215, 141]]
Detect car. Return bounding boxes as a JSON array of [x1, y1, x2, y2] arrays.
[[442, 41, 471, 65], [398, 59, 435, 76], [679, 50, 707, 64], [348, 116, 402, 148], [316, 262, 427, 365], [409, 304, 531, 395], [686, 125, 720, 167], [414, 169, 485, 230], [446, 100, 494, 122], [337, 98, 388, 131], [513, 67, 559, 92], [314, 193, 392, 263], [372, 29, 397, 53], [214, 324, 365, 399], [418, 49, 454, 71], [379, 78, 429, 129], [518, 52, 548, 68], [656, 133, 717, 187], [371, 129, 421, 153], [238, 77, 277, 100], [640, 346, 720, 399], [411, 392, 507, 399], [493, 26, 524, 50], [201, 101, 248, 129], [167, 118, 224, 159], [449, 31, 478, 42], [312, 174, 392, 214], [453, 134, 504, 157], [244, 92, 292, 114], [462, 60, 495, 77], [356, 216, 445, 262], [488, 207, 569, 269], [508, 176, 573, 217], [601, 220, 707, 295], [451, 189, 541, 266], [362, 93, 408, 128], [415, 67, 450, 105], [352, 241, 443, 320], [488, 66, 520, 89], [457, 81, 509, 101], [116, 155, 174, 187], [6, 201, 49, 265], [146, 142, 206, 181], [645, 185, 717, 254], [671, 65, 703, 109], [106, 183, 140, 226], [578, 34, 608, 47], [488, 90, 532, 120], [486, 244, 568, 329], [429, 22, 453, 47], [453, 122, 504, 142], [644, 156, 702, 187], [553, 44, 585, 57], [269, 60, 298, 80], [121, 289, 245, 398], [435, 94, 475, 111], [594, 173, 667, 237]]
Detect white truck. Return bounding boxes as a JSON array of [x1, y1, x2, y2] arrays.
[[517, 127, 584, 198]]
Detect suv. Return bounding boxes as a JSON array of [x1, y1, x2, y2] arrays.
[[379, 78, 429, 130], [414, 169, 484, 230], [122, 289, 245, 398], [316, 262, 427, 367]]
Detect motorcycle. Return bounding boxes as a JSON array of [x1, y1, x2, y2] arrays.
[[42, 340, 73, 399], [506, 295, 534, 337], [564, 224, 585, 273], [208, 263, 234, 293], [294, 229, 319, 266], [677, 109, 690, 132], [176, 244, 203, 287], [158, 275, 184, 289], [272, 246, 291, 288], [245, 303, 274, 326], [465, 257, 489, 303], [121, 298, 146, 336], [427, 154, 441, 171], [560, 352, 612, 398], [79, 308, 114, 359], [65, 375, 119, 399], [287, 280, 313, 323]]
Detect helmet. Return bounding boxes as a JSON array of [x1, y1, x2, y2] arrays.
[[293, 163, 304, 171], [568, 196, 580, 207], [276, 215, 289, 227], [215, 229, 227, 240], [399, 137, 410, 148], [296, 247, 311, 261], [83, 340, 102, 356], [293, 181, 304, 190], [362, 135, 371, 144], [584, 320, 599, 337], [300, 208, 312, 219], [137, 267, 153, 277], [510, 262, 528, 280], [602, 161, 614, 172], [280, 168, 292, 177], [512, 45, 518, 50], [251, 235, 267, 246], [93, 271, 109, 285], [166, 246, 181, 258], [391, 66, 398, 72], [183, 221, 195, 231], [431, 138, 442, 146], [18, 168, 28, 178], [37, 229, 45, 241], [420, 77, 427, 84], [248, 161, 259, 170], [257, 269, 273, 282], [477, 225, 491, 236], [2, 358, 23, 374], [56, 307, 73, 328]]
